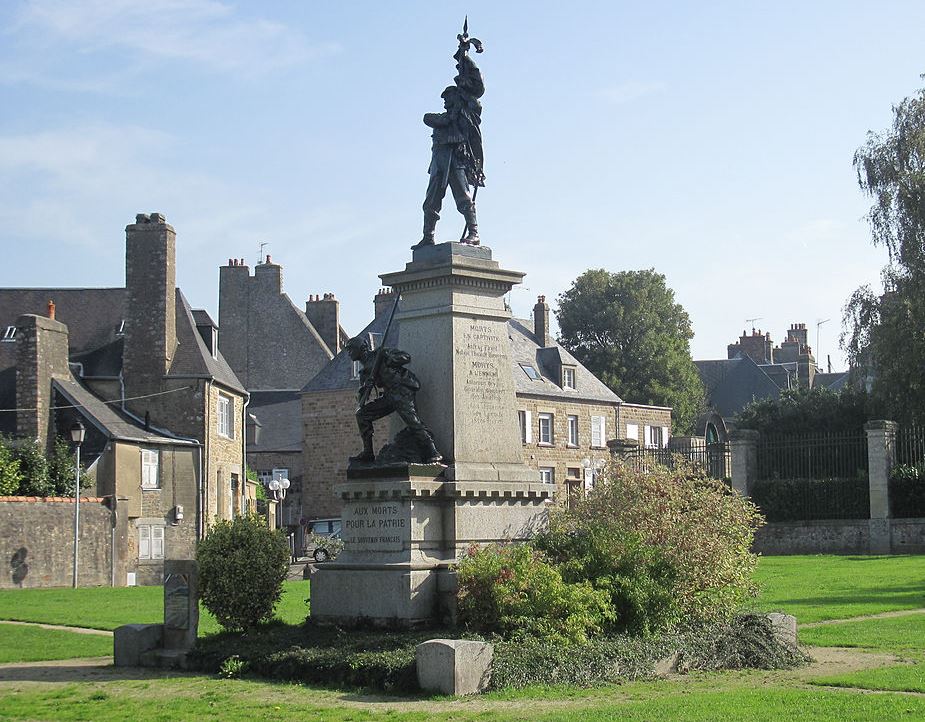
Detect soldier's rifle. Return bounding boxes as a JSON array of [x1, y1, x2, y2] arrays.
[[356, 292, 401, 411]]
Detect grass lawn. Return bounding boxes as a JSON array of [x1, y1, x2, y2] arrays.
[[0, 580, 310, 635], [1, 555, 924, 721], [0, 625, 112, 663], [751, 554, 925, 622]]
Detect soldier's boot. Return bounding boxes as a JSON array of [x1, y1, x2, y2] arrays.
[[349, 436, 375, 464], [421, 433, 443, 464], [461, 207, 480, 246], [412, 212, 439, 249]]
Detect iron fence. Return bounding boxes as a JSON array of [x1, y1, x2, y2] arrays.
[[896, 425, 925, 467], [756, 430, 868, 482], [891, 424, 925, 518], [624, 443, 731, 480]]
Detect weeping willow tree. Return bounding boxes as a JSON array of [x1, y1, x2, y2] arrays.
[[843, 79, 925, 424]]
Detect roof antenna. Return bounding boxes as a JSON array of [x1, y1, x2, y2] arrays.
[[258, 242, 269, 266], [745, 317, 762, 332]]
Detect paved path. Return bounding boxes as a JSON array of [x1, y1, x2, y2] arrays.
[[800, 607, 925, 629], [0, 620, 112, 636]]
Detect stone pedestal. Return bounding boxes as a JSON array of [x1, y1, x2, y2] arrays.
[[310, 244, 551, 626]]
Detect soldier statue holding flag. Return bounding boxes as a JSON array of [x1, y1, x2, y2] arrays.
[[414, 19, 486, 249]]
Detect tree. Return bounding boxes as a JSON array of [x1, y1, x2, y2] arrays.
[[556, 269, 704, 433], [0, 436, 22, 496], [843, 80, 925, 424], [735, 385, 871, 435]]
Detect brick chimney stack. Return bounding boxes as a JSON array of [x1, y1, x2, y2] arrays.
[[534, 295, 550, 347], [15, 313, 71, 451], [254, 254, 282, 294], [123, 213, 177, 400], [47, 300, 55, 320], [305, 292, 341, 355], [374, 287, 397, 319]]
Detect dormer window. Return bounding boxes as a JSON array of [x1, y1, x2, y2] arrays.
[[1, 326, 15, 342], [116, 320, 125, 336], [351, 360, 362, 380], [562, 366, 576, 390], [519, 363, 540, 381]]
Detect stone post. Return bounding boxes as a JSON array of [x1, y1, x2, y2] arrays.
[[729, 429, 759, 496], [607, 438, 639, 461], [865, 420, 897, 554]]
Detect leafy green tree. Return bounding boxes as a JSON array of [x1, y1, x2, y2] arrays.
[[198, 514, 291, 631], [13, 436, 88, 497], [843, 80, 925, 424], [0, 436, 22, 496], [556, 268, 705, 433]]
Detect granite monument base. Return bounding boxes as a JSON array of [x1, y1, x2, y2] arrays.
[[309, 466, 551, 626]]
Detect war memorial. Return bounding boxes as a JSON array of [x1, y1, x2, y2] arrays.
[[310, 21, 553, 626]]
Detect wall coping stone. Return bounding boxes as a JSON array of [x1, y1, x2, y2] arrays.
[[0, 496, 108, 503]]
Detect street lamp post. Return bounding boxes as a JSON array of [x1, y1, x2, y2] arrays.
[[70, 420, 85, 589], [267, 473, 292, 558]]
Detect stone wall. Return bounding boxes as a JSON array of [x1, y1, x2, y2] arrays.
[[754, 518, 925, 555], [1, 497, 113, 588]]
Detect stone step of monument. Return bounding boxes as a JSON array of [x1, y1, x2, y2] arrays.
[[138, 648, 189, 670]]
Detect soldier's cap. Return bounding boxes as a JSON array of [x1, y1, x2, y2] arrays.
[[345, 335, 369, 351], [441, 85, 460, 99]]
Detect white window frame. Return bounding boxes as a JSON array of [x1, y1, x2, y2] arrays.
[[1, 326, 16, 342], [567, 415, 579, 447], [217, 393, 234, 438], [538, 413, 554, 445], [351, 359, 362, 380], [626, 423, 639, 443], [591, 415, 606, 448], [138, 525, 165, 560], [141, 449, 159, 490], [518, 410, 532, 444], [562, 366, 576, 390], [645, 425, 669, 449], [539, 467, 555, 484]]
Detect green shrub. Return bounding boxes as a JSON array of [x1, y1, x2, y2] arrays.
[[534, 526, 680, 635], [197, 514, 290, 631], [561, 460, 764, 626], [456, 543, 614, 645], [8, 436, 88, 497], [0, 437, 22, 495], [890, 463, 925, 518], [750, 477, 871, 521]]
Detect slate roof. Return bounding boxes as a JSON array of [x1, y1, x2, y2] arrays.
[[695, 355, 782, 419], [169, 290, 246, 394], [302, 312, 621, 406], [0, 288, 126, 366], [53, 373, 196, 445], [815, 371, 851, 390], [247, 390, 302, 452]]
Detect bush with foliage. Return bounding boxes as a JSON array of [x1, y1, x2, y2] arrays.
[[198, 513, 290, 631], [533, 525, 680, 635], [890, 463, 925, 518], [736, 386, 870, 435], [3, 435, 89, 497], [750, 477, 870, 521], [560, 460, 764, 625], [0, 437, 22, 495], [456, 542, 614, 645]]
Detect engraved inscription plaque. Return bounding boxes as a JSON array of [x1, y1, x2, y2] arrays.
[[164, 573, 190, 630], [342, 501, 409, 552]]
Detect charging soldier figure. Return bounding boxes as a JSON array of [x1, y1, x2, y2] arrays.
[[346, 336, 443, 465], [414, 19, 486, 249]]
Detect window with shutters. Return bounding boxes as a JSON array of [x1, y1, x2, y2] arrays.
[[538, 413, 554, 445], [590, 415, 606, 448], [626, 423, 639, 443], [217, 393, 234, 438], [141, 449, 159, 490], [646, 425, 668, 449], [518, 410, 532, 444], [138, 525, 165, 560], [567, 415, 579, 447]]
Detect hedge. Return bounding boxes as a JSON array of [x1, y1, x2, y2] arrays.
[[749, 477, 870, 522]]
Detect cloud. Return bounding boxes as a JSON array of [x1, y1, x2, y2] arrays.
[[598, 80, 665, 105], [6, 0, 338, 80]]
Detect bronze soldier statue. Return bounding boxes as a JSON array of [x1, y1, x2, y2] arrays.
[[414, 19, 486, 249], [346, 335, 442, 465]]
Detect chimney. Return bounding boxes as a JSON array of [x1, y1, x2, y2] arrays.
[[305, 292, 341, 355], [533, 295, 550, 347], [47, 300, 55, 320], [254, 254, 282, 294], [123, 213, 177, 398], [374, 287, 397, 319], [15, 313, 71, 452]]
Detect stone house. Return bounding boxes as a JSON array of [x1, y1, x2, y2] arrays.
[[301, 291, 673, 521], [217, 256, 350, 547], [0, 213, 249, 586]]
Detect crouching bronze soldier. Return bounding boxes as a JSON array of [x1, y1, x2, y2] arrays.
[[346, 336, 443, 465]]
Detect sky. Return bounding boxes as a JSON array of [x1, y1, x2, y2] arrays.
[[1, 1, 923, 371]]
